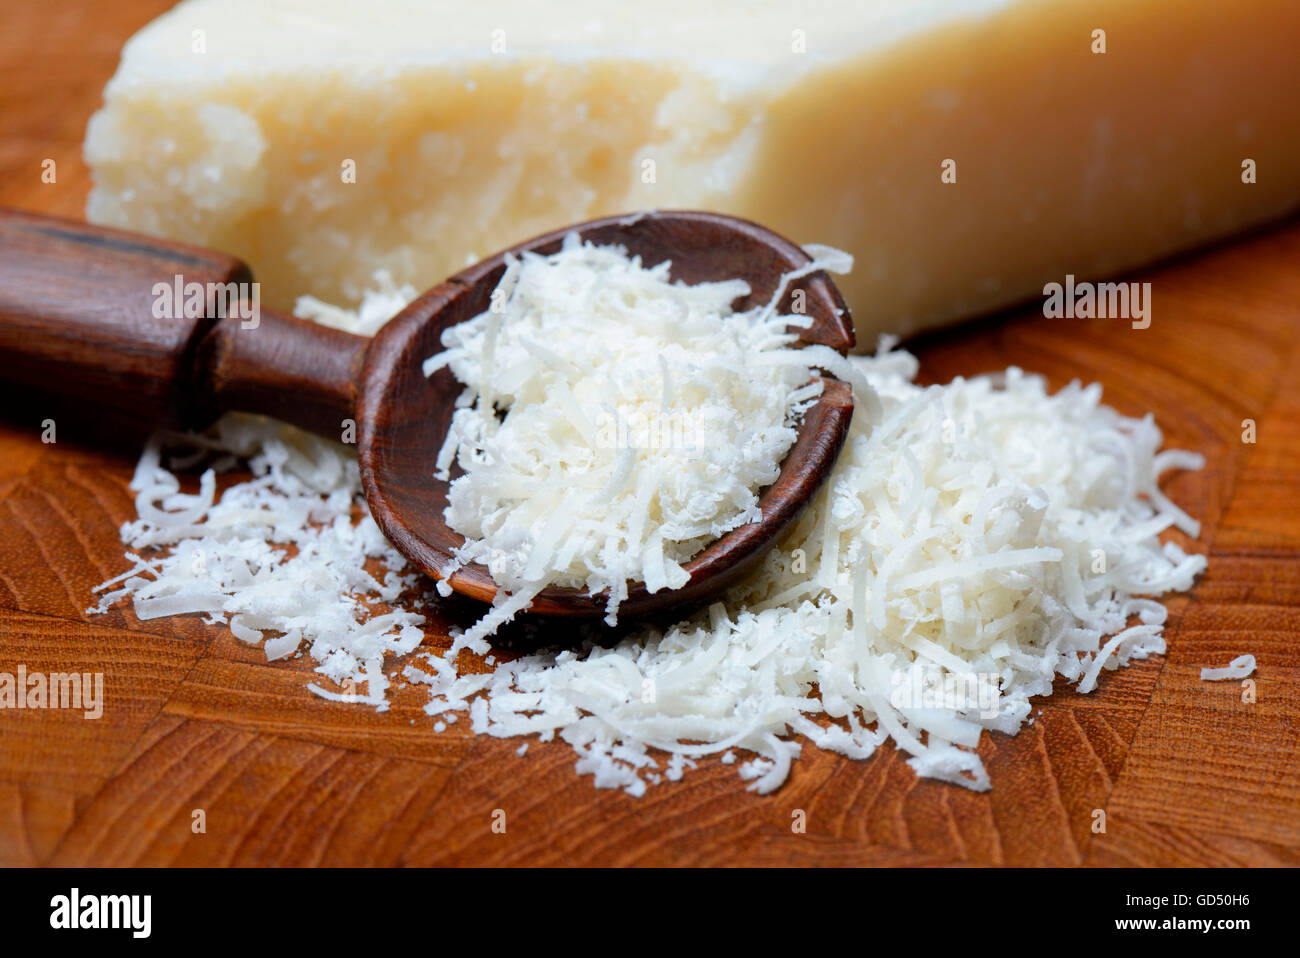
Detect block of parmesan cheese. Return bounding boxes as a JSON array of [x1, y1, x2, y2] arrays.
[[85, 0, 1300, 342]]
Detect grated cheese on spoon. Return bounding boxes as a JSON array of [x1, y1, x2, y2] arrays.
[[90, 262, 1208, 795], [423, 233, 860, 646]]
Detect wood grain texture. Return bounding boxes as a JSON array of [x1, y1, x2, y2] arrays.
[[195, 308, 370, 438], [0, 208, 251, 432], [0, 205, 371, 440], [0, 0, 1297, 868]]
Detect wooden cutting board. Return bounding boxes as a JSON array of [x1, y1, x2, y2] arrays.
[[1, 0, 1296, 867]]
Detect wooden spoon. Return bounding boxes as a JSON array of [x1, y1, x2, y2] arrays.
[[0, 207, 855, 619]]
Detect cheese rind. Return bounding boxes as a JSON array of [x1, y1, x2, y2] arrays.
[[85, 0, 1300, 340]]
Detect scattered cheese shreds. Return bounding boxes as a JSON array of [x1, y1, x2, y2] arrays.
[[86, 402, 427, 709], [426, 234, 853, 638], [90, 267, 1207, 797], [1200, 655, 1256, 681]]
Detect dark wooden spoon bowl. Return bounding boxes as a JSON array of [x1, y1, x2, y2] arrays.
[[0, 207, 855, 621]]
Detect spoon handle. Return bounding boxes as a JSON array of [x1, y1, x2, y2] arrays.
[[0, 207, 367, 440]]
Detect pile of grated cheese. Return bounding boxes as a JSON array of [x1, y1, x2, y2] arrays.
[[90, 267, 1207, 795], [424, 233, 861, 645]]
